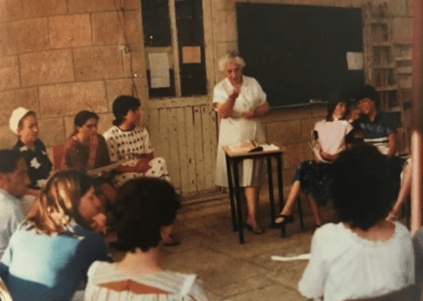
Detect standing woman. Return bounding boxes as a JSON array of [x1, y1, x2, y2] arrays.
[[0, 170, 108, 301], [9, 107, 52, 193], [213, 52, 269, 234]]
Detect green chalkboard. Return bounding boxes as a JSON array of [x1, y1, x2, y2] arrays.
[[237, 3, 364, 108]]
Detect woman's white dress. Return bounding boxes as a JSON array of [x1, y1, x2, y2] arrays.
[[213, 76, 267, 187], [298, 222, 415, 301]]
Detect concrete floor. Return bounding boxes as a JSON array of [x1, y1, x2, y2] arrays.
[[115, 195, 339, 301]]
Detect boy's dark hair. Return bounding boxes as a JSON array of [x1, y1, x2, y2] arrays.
[[0, 149, 22, 174], [113, 177, 180, 252], [112, 95, 141, 126], [356, 85, 379, 109], [332, 144, 395, 230]]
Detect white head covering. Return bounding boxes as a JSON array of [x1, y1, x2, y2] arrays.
[[9, 107, 31, 134]]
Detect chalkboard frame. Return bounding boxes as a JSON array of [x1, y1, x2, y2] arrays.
[[236, 3, 365, 108]]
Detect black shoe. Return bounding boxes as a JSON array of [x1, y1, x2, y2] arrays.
[[274, 214, 294, 225]]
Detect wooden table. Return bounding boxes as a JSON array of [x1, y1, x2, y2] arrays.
[[223, 145, 286, 244]]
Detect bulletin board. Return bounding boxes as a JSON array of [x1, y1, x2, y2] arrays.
[[236, 3, 365, 108]]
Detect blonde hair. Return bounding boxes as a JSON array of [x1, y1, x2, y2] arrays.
[[27, 170, 94, 235], [218, 51, 246, 73]]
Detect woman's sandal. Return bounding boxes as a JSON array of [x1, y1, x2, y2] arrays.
[[245, 223, 265, 235], [274, 214, 294, 225]]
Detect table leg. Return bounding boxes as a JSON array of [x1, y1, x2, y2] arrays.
[[225, 154, 237, 231], [233, 158, 245, 244], [267, 156, 277, 228], [276, 153, 286, 237]]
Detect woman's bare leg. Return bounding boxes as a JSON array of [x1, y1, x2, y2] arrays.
[[275, 181, 301, 223], [306, 195, 323, 226], [244, 186, 262, 232], [387, 162, 412, 221]]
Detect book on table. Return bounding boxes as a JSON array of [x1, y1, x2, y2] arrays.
[[226, 140, 280, 154]]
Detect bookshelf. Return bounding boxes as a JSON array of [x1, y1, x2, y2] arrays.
[[365, 3, 412, 155]]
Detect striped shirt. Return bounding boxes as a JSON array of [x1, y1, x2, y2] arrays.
[[85, 261, 210, 301], [357, 111, 395, 155]]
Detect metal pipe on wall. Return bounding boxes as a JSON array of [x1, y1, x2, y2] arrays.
[[410, 0, 423, 233]]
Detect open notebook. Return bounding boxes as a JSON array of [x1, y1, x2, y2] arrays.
[[226, 140, 280, 154]]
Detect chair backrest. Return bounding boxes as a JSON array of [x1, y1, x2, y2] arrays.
[[343, 285, 415, 301], [52, 144, 65, 172]]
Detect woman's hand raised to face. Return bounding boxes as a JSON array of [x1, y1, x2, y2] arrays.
[[90, 212, 107, 234], [229, 88, 240, 101]]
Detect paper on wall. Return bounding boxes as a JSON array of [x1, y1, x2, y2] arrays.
[[346, 52, 364, 70], [182, 46, 202, 64], [148, 53, 170, 88]]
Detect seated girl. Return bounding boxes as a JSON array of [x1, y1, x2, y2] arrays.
[[275, 98, 353, 227], [298, 144, 414, 301], [85, 177, 209, 301], [9, 107, 52, 192], [0, 170, 108, 301], [103, 95, 169, 188], [62, 110, 116, 203]]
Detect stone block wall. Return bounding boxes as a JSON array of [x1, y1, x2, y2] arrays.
[[0, 0, 146, 156]]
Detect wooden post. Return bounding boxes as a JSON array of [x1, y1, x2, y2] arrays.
[[410, 0, 423, 233]]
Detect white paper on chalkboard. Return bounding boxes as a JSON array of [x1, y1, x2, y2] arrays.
[[346, 52, 364, 70], [148, 53, 170, 88]]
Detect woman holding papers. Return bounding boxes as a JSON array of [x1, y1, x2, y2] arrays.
[[213, 52, 269, 234], [275, 98, 353, 228], [62, 111, 116, 203]]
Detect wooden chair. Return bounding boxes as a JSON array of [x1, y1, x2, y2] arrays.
[[0, 277, 12, 301], [343, 285, 415, 301], [52, 144, 65, 172]]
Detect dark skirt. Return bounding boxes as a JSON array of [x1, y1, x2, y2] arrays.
[[292, 160, 333, 206]]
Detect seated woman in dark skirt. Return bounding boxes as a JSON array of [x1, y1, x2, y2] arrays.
[[275, 98, 354, 227]]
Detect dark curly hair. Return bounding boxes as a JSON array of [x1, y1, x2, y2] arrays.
[[113, 177, 180, 252], [112, 95, 141, 126], [0, 149, 22, 174], [332, 144, 395, 230], [356, 85, 379, 109]]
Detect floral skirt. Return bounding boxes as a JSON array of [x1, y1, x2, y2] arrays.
[[293, 160, 333, 206], [113, 157, 170, 187]]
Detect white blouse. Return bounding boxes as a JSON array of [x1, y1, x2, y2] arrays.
[[314, 119, 353, 155], [298, 222, 415, 301]]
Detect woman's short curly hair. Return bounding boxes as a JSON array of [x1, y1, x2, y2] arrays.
[[113, 177, 180, 252], [112, 95, 141, 126], [332, 144, 395, 230], [218, 51, 246, 73]]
